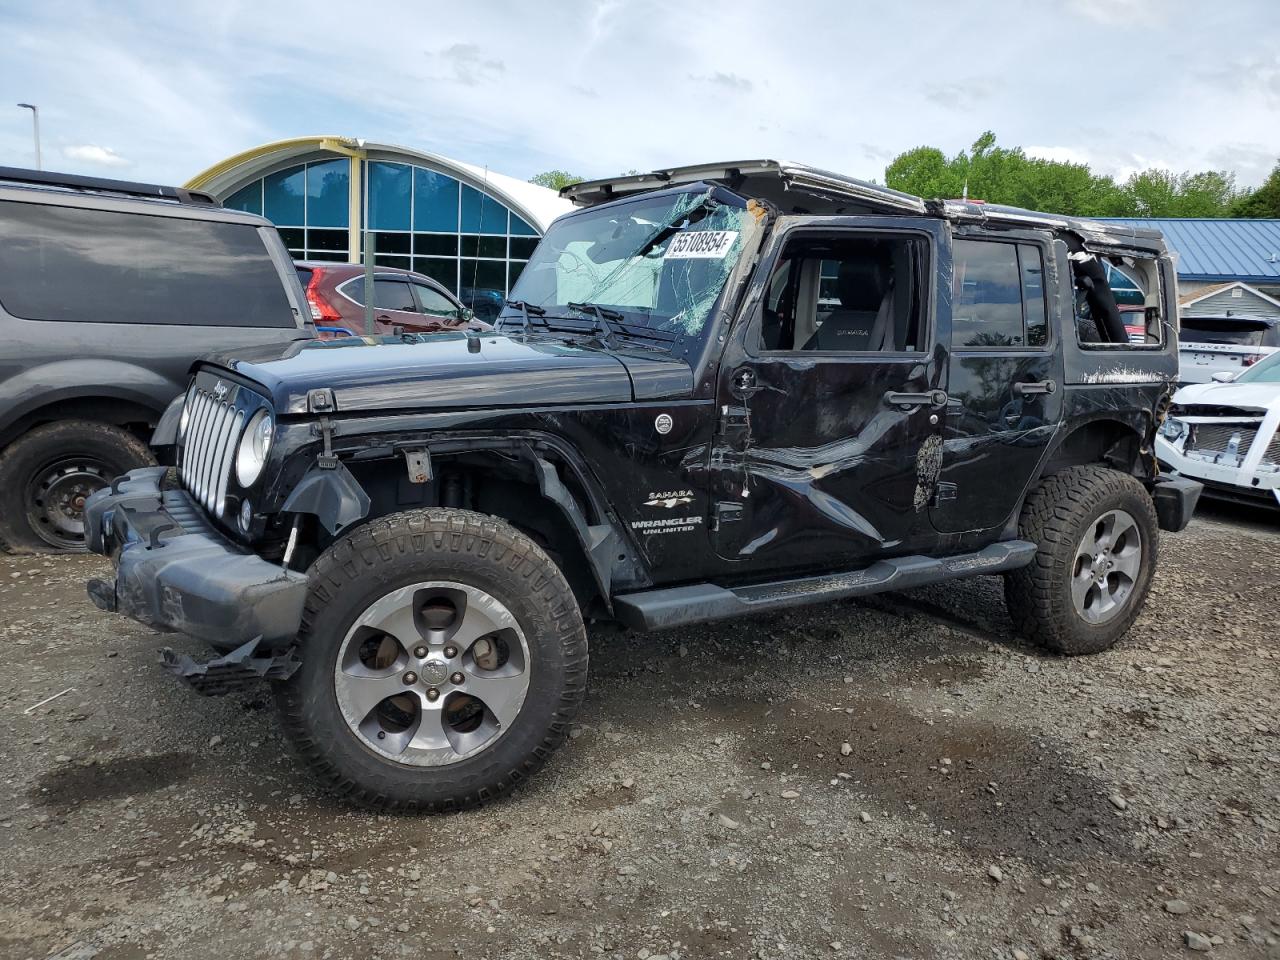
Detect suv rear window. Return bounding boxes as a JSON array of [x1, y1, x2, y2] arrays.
[[0, 201, 298, 327], [1180, 317, 1277, 348]]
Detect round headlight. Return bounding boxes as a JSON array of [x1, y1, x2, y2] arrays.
[[239, 498, 254, 533], [236, 410, 274, 487]]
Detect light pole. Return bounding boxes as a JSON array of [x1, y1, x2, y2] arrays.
[[16, 103, 41, 170]]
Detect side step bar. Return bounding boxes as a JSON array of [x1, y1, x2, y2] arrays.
[[613, 540, 1037, 631]]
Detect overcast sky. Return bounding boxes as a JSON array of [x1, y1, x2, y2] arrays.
[[2, 0, 1278, 191]]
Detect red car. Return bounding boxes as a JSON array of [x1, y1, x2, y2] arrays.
[[295, 261, 477, 338]]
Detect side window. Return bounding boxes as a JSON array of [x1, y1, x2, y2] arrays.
[[758, 234, 927, 353], [1072, 253, 1163, 346], [342, 276, 420, 313], [413, 282, 458, 317], [1021, 246, 1048, 347], [952, 239, 1050, 349], [0, 200, 297, 328]]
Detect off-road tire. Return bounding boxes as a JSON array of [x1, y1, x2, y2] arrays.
[[275, 508, 588, 812], [1004, 465, 1159, 656], [0, 420, 155, 554]]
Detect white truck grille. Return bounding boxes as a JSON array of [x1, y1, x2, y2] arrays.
[[179, 387, 245, 518]]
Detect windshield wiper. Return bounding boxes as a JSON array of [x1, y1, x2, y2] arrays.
[[501, 299, 546, 334], [567, 302, 626, 349]]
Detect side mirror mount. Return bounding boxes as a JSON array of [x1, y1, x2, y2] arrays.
[[1210, 370, 1237, 383]]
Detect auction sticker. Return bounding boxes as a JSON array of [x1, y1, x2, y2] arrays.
[[665, 230, 738, 260]]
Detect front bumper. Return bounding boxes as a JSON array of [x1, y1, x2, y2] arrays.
[[83, 467, 308, 651], [1155, 436, 1280, 508]]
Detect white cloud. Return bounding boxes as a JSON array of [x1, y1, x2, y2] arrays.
[[63, 143, 129, 167], [1026, 145, 1091, 166], [0, 0, 1277, 189]]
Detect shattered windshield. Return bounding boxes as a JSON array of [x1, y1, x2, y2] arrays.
[[503, 187, 751, 337]]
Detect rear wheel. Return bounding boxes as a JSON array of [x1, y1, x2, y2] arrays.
[[0, 420, 155, 553], [1004, 465, 1159, 655], [276, 508, 588, 811]]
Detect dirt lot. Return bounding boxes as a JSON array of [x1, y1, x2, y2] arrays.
[[1, 503, 1278, 960]]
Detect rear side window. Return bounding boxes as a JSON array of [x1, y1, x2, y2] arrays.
[[952, 239, 1049, 349], [0, 200, 297, 327]]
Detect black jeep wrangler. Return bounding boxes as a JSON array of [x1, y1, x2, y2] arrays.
[[84, 161, 1201, 811]]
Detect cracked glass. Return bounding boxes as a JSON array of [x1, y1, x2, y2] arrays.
[[507, 187, 750, 336]]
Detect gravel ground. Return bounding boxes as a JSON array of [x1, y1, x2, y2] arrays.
[[1, 502, 1277, 960]]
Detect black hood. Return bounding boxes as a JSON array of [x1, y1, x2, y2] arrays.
[[201, 332, 693, 415]]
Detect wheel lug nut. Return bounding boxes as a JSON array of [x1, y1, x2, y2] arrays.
[[425, 687, 440, 701], [450, 672, 465, 685], [402, 672, 418, 685], [414, 645, 428, 658], [444, 645, 458, 659]]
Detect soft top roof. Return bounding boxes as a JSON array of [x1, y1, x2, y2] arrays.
[[562, 159, 1166, 254]]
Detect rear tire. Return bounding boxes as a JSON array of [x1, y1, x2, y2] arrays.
[[1004, 465, 1159, 656], [0, 420, 155, 554], [275, 508, 588, 812]]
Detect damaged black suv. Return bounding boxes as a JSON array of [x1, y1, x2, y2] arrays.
[[85, 161, 1201, 811]]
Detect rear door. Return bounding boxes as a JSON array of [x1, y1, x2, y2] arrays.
[[709, 217, 949, 569], [929, 234, 1065, 534]]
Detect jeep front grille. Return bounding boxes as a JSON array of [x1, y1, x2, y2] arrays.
[[180, 388, 245, 518]]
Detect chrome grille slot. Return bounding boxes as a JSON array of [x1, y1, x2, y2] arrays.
[[211, 409, 244, 516], [179, 385, 251, 518]]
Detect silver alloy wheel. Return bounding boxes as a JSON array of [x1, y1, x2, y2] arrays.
[[333, 581, 531, 766], [1071, 509, 1143, 625]]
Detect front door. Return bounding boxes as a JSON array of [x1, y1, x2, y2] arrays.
[[930, 234, 1066, 534], [710, 218, 949, 570]]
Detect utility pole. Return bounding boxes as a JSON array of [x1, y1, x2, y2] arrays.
[[16, 104, 41, 170]]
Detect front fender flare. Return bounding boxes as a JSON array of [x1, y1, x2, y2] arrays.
[[281, 462, 371, 536]]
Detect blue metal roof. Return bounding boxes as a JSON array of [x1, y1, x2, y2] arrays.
[[1098, 218, 1280, 283]]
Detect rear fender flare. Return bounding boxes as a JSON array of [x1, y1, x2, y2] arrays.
[[999, 416, 1150, 540]]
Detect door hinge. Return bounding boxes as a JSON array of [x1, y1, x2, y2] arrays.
[[311, 416, 338, 470], [932, 482, 958, 506]]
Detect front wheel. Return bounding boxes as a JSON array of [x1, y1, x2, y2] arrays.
[[1004, 465, 1159, 656], [276, 509, 588, 811]]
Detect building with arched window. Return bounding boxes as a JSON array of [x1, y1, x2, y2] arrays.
[[185, 136, 572, 303]]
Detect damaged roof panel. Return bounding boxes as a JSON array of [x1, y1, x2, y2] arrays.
[[562, 160, 1166, 253]]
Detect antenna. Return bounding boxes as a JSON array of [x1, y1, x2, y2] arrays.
[[469, 166, 491, 298]]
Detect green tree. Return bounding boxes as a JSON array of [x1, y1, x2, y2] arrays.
[[884, 132, 1240, 218], [1123, 169, 1240, 217], [1231, 161, 1280, 217], [529, 170, 584, 191]]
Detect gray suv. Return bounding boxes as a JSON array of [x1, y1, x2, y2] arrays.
[[0, 167, 312, 551]]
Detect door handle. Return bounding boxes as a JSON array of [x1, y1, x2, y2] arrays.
[[884, 389, 948, 410], [1012, 380, 1057, 396]]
